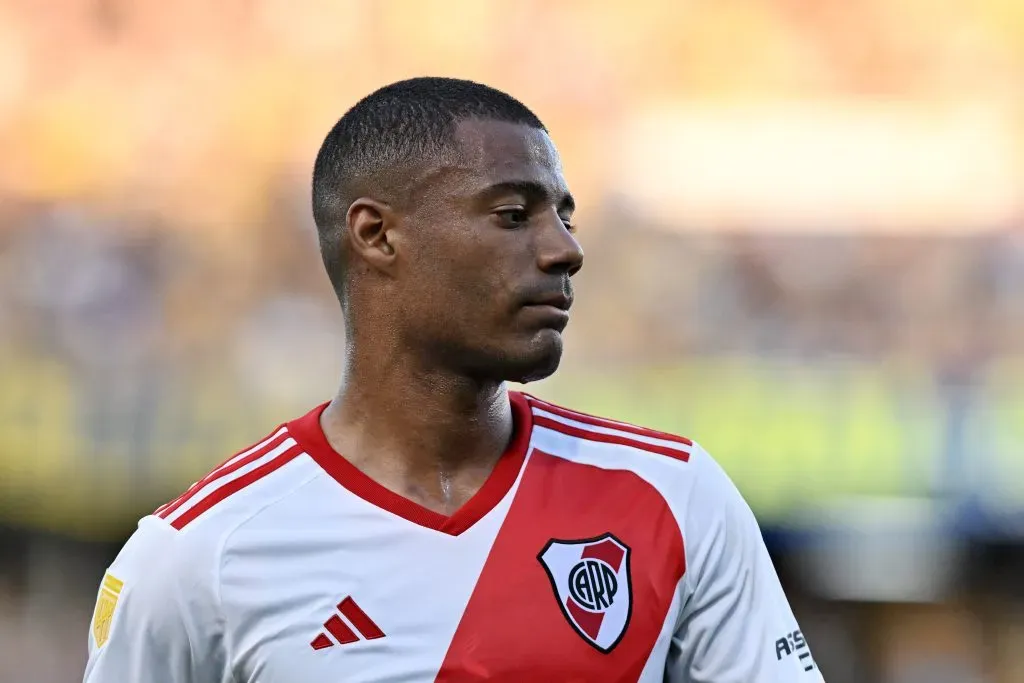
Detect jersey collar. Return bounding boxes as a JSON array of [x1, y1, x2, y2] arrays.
[[287, 390, 533, 536]]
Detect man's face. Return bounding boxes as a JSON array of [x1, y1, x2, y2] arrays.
[[396, 118, 584, 383]]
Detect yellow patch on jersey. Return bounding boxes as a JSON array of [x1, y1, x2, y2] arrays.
[[92, 573, 124, 648]]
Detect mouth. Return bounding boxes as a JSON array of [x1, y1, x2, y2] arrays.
[[521, 293, 573, 331], [526, 293, 573, 311]]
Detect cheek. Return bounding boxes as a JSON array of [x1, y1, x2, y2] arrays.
[[402, 254, 485, 324], [464, 265, 514, 314], [408, 231, 516, 321], [445, 249, 510, 303]]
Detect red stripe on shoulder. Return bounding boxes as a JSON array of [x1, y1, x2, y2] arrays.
[[533, 415, 690, 462], [156, 427, 289, 519], [525, 395, 692, 447], [170, 444, 301, 530]]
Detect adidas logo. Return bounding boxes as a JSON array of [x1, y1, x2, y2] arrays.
[[311, 597, 386, 650]]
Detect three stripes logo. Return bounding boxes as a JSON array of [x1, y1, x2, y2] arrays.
[[311, 597, 386, 651]]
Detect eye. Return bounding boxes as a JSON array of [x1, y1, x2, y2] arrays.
[[494, 208, 529, 229], [561, 217, 578, 234]]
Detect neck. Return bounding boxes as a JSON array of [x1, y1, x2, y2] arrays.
[[319, 342, 515, 515]]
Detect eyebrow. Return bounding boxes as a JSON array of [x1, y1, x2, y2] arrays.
[[477, 180, 576, 213]]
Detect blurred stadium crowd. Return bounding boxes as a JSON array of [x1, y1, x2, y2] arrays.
[[3, 204, 1023, 531], [1, 1, 1023, 681]]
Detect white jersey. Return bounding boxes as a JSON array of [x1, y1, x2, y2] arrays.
[[83, 391, 824, 682]]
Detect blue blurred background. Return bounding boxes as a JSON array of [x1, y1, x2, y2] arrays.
[[0, 1, 1022, 681]]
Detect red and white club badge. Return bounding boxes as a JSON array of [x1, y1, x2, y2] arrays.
[[538, 533, 632, 653]]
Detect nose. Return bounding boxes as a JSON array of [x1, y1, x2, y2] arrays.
[[536, 212, 584, 277]]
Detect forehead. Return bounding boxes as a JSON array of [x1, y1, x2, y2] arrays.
[[448, 118, 566, 192]]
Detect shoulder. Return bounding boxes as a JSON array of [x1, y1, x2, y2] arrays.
[[101, 514, 214, 625], [104, 421, 325, 616], [522, 392, 755, 539], [523, 393, 695, 464], [148, 418, 325, 549], [522, 392, 710, 519]]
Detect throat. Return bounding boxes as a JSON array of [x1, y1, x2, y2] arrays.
[[393, 458, 500, 517], [439, 472, 455, 508], [318, 395, 516, 518], [319, 364, 519, 518]]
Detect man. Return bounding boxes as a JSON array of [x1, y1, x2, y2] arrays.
[[84, 78, 823, 682]]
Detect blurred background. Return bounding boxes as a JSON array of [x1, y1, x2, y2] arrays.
[[1, 0, 1023, 681]]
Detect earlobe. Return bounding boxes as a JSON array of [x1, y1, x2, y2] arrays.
[[346, 198, 397, 271]]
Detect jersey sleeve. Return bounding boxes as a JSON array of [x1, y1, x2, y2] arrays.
[[83, 517, 231, 683], [666, 446, 825, 683]]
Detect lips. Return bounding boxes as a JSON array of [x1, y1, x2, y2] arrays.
[[520, 292, 573, 332], [527, 293, 573, 311]]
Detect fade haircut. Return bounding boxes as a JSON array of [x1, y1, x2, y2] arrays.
[[311, 77, 546, 297]]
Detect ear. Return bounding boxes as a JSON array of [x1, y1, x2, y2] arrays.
[[346, 198, 398, 272]]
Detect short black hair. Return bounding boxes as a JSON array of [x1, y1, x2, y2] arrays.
[[311, 77, 546, 295]]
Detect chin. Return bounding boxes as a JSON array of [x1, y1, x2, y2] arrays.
[[501, 332, 564, 384]]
